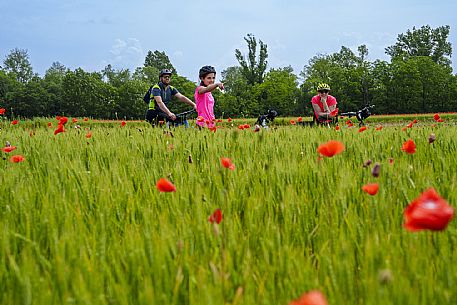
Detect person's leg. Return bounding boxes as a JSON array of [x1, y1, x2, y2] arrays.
[[146, 109, 158, 126]]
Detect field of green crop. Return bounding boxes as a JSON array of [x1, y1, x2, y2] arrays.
[[1, 117, 456, 305]]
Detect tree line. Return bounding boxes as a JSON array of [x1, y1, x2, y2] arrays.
[[1, 25, 456, 119]]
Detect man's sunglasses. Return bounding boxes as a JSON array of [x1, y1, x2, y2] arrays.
[[318, 90, 329, 94]]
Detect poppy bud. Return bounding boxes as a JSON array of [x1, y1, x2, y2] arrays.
[[378, 269, 393, 285], [363, 159, 372, 168], [372, 163, 381, 177]]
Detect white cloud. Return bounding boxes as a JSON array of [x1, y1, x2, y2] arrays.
[[102, 38, 145, 70]]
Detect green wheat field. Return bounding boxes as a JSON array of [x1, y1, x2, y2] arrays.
[[1, 116, 456, 305]]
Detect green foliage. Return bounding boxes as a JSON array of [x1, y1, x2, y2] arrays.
[[144, 50, 176, 72], [2, 48, 34, 83], [385, 25, 452, 66], [216, 66, 259, 117], [61, 68, 116, 118], [235, 34, 268, 85], [133, 66, 160, 84], [255, 67, 301, 116], [0, 28, 456, 119]]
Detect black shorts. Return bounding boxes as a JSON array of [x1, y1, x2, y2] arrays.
[[145, 109, 169, 125]]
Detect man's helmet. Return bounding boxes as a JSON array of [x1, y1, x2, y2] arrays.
[[317, 83, 331, 91], [159, 69, 173, 77], [199, 66, 216, 78]]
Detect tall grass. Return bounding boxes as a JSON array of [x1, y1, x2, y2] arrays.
[[1, 119, 456, 305]]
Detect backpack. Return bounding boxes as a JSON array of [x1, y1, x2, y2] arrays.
[[143, 86, 153, 104]]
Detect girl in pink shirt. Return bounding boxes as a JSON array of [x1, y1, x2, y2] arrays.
[[195, 66, 224, 128]]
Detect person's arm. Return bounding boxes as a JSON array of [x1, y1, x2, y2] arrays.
[[312, 103, 330, 119], [175, 93, 196, 110], [197, 83, 224, 94], [154, 96, 176, 120]]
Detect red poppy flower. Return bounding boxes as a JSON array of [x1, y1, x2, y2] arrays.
[[413, 119, 418, 124], [406, 122, 413, 128], [297, 117, 303, 122], [121, 121, 126, 127], [84, 117, 89, 122], [290, 120, 296, 125], [358, 126, 367, 132], [0, 108, 6, 115], [54, 124, 65, 135], [237, 125, 244, 130], [86, 132, 92, 138], [216, 119, 222, 123], [56, 116, 61, 120], [401, 139, 416, 154], [375, 125, 383, 131], [156, 178, 176, 192], [221, 157, 235, 170], [159, 120, 165, 125], [346, 119, 352, 125], [335, 126, 340, 131], [10, 155, 25, 163], [317, 140, 345, 157], [243, 124, 250, 129], [404, 188, 454, 232], [289, 290, 328, 305], [209, 126, 217, 133], [389, 158, 394, 165], [205, 119, 210, 125], [208, 208, 223, 224], [227, 117, 232, 123], [433, 113, 440, 121], [47, 122, 52, 127], [330, 108, 339, 116], [72, 118, 78, 123], [2, 146, 17, 153], [59, 117, 68, 125], [11, 120, 18, 125], [362, 183, 379, 195], [197, 116, 204, 123], [437, 118, 444, 123]]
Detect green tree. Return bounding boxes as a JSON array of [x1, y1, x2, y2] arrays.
[[115, 79, 147, 120], [144, 50, 176, 72], [235, 34, 268, 85], [133, 66, 160, 84], [255, 67, 301, 116], [62, 68, 116, 118], [0, 70, 22, 117], [385, 25, 452, 66], [43, 62, 68, 116], [370, 60, 392, 114], [216, 66, 257, 117], [2, 48, 34, 83], [102, 64, 132, 88], [301, 47, 363, 113]]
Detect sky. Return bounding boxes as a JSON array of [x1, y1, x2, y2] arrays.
[[1, 0, 456, 82]]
